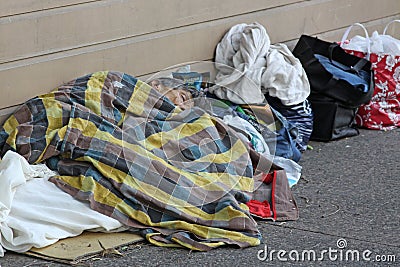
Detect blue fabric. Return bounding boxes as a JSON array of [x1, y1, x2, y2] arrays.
[[315, 54, 370, 93], [227, 103, 302, 162], [265, 94, 313, 152], [269, 108, 302, 162], [205, 94, 302, 162]]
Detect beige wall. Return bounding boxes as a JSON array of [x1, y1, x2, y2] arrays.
[[1, 0, 400, 122]]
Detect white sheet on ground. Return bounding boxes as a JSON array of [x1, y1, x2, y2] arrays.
[[0, 151, 127, 257]]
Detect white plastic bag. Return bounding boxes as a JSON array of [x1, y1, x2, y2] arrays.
[[340, 23, 371, 55], [377, 20, 400, 55], [340, 20, 400, 55]]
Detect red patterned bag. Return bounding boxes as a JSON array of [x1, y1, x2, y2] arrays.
[[341, 21, 400, 130]]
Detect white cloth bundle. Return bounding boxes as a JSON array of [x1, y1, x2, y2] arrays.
[[210, 22, 310, 105], [0, 151, 126, 256]]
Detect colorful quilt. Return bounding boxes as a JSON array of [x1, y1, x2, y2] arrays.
[[0, 71, 293, 251]]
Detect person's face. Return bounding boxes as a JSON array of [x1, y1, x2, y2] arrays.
[[163, 89, 193, 110], [151, 81, 194, 110]]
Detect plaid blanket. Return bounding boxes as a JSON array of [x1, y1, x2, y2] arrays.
[[0, 71, 285, 251]]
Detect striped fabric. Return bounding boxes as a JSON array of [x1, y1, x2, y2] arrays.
[[0, 71, 281, 251], [265, 94, 314, 152]]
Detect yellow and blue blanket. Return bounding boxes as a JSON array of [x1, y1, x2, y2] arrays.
[[0, 71, 289, 251]]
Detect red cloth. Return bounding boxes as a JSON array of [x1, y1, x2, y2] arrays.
[[246, 199, 272, 218], [261, 172, 274, 184]]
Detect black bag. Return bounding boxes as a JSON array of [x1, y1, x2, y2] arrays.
[[293, 35, 373, 108], [308, 99, 359, 141], [292, 35, 374, 141]]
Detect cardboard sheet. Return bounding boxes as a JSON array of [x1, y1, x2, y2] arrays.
[[25, 231, 144, 264]]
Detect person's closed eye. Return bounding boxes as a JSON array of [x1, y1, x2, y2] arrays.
[[180, 93, 187, 102]]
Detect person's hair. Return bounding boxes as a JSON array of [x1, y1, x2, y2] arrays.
[[150, 77, 200, 98]]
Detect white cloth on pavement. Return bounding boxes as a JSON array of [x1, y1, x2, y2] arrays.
[[0, 151, 126, 256]]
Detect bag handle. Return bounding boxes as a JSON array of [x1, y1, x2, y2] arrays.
[[340, 23, 371, 59], [328, 43, 369, 74], [383, 19, 400, 35]]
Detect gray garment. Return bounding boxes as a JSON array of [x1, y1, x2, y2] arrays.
[[210, 22, 310, 106]]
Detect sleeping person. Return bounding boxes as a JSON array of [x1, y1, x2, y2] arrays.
[[149, 77, 199, 110], [149, 76, 302, 186]]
